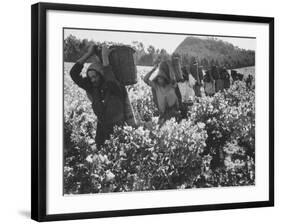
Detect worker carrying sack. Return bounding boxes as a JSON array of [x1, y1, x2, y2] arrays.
[[159, 60, 184, 83]]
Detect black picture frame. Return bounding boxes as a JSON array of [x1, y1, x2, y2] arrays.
[[31, 2, 274, 222]]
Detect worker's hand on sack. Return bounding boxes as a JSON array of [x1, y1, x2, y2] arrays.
[[101, 45, 113, 66], [77, 44, 97, 64]]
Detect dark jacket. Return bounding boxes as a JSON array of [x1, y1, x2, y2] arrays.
[[70, 62, 126, 125]]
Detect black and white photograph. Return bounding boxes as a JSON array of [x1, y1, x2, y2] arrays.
[[29, 2, 274, 222], [63, 28, 256, 195], [0, 0, 278, 223]]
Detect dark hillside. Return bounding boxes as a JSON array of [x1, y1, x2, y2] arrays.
[[174, 36, 255, 69]]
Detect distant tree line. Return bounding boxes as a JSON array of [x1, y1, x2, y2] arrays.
[[64, 35, 255, 69], [63, 35, 169, 66]]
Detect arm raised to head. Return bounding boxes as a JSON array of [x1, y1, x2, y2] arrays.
[[70, 44, 98, 90]]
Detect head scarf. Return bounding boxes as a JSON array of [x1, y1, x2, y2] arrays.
[[152, 61, 169, 83], [86, 57, 104, 77], [156, 60, 183, 83]]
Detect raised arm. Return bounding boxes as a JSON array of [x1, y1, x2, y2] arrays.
[[69, 45, 96, 90], [143, 64, 158, 87]]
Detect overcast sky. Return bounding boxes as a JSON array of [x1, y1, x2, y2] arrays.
[[64, 29, 256, 54]]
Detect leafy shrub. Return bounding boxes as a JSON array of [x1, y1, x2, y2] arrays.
[[190, 81, 255, 187], [73, 119, 207, 193], [63, 63, 255, 194]]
